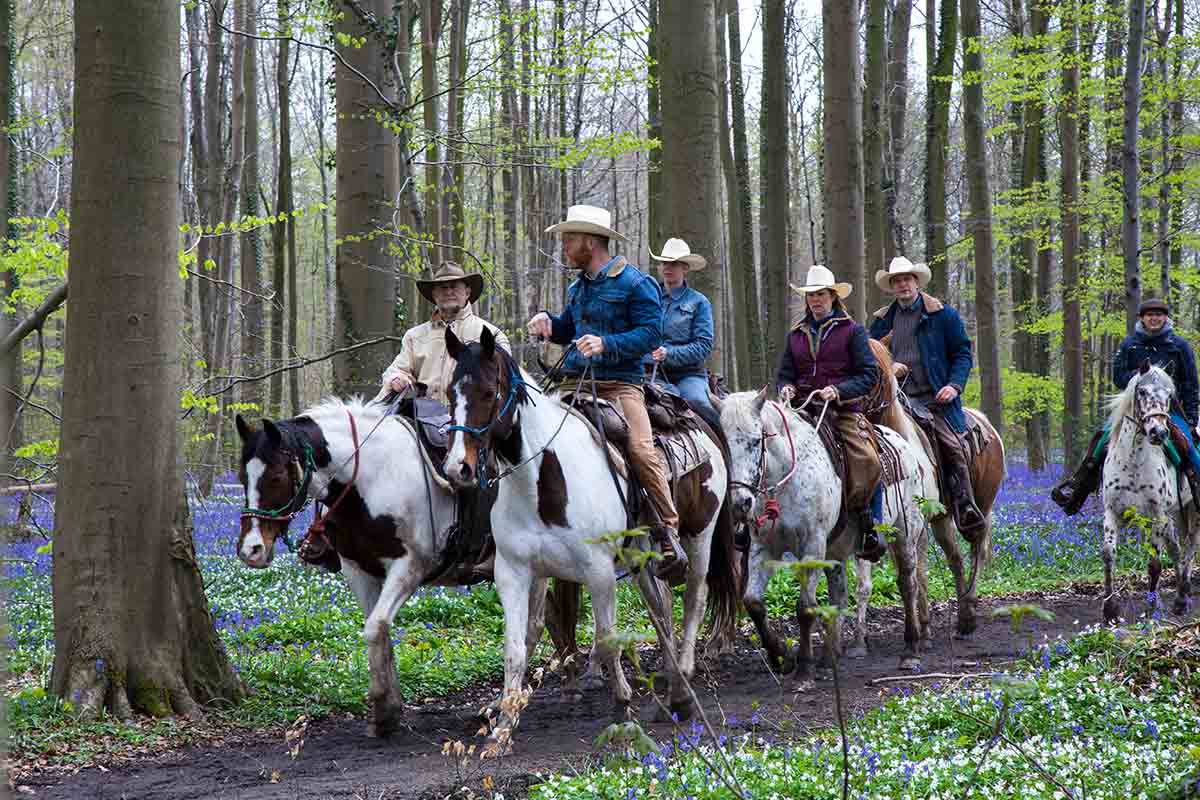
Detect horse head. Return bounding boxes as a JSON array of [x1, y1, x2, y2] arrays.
[[443, 326, 527, 489], [235, 414, 313, 568], [1134, 362, 1174, 447], [720, 386, 771, 523]]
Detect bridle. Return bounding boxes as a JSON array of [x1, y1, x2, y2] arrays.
[[729, 399, 804, 499], [446, 356, 533, 489], [1129, 376, 1173, 435], [240, 442, 318, 523]]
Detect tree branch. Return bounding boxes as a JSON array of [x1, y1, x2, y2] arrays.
[[1, 282, 67, 356]]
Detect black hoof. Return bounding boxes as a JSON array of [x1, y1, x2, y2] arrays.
[[1103, 596, 1122, 625]]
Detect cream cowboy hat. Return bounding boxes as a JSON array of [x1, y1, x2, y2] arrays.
[[789, 264, 852, 299], [544, 204, 626, 241], [650, 237, 707, 270], [875, 255, 932, 294], [416, 261, 485, 304]]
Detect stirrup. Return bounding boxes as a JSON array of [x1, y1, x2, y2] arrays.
[[649, 526, 689, 582], [299, 530, 341, 573], [856, 521, 886, 563]]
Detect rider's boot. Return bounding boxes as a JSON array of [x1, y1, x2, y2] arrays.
[[1051, 430, 1107, 516], [650, 525, 690, 582], [855, 486, 886, 563]]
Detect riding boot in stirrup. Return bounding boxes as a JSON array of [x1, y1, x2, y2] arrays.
[[944, 453, 986, 542], [1050, 430, 1106, 516], [855, 488, 886, 563], [650, 525, 689, 582]]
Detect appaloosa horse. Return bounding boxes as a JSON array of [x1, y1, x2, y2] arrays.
[[234, 403, 532, 738], [719, 387, 932, 675], [441, 327, 740, 744], [867, 339, 1006, 638], [1100, 363, 1200, 622]]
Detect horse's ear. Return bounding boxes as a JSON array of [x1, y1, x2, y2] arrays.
[[1139, 358, 1151, 375], [262, 419, 283, 449], [446, 327, 465, 359], [480, 325, 496, 361], [753, 385, 769, 414], [235, 414, 255, 442]]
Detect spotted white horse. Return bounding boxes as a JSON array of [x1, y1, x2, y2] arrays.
[[1100, 362, 1200, 623], [234, 402, 549, 738], [719, 388, 932, 676], [442, 327, 740, 744]]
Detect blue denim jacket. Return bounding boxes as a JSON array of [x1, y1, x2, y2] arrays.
[[548, 256, 663, 384], [642, 283, 713, 379]]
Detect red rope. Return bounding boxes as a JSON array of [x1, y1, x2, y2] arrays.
[[305, 409, 361, 545]]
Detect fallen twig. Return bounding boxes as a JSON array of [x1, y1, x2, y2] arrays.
[[866, 671, 995, 687]]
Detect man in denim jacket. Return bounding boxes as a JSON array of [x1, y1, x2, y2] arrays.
[[644, 237, 719, 430], [527, 205, 687, 580]]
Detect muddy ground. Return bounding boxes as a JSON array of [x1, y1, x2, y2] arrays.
[[16, 583, 1148, 800]]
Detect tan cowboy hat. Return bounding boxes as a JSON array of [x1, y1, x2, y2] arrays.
[[875, 255, 932, 294], [789, 264, 852, 299], [544, 204, 626, 241], [650, 237, 707, 270], [416, 261, 484, 305]]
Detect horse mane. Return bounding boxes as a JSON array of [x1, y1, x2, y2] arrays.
[[866, 338, 898, 412], [1106, 365, 1174, 436], [299, 395, 385, 426], [496, 346, 535, 408]]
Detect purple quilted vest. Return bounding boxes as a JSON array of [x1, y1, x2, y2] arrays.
[[786, 318, 862, 411]]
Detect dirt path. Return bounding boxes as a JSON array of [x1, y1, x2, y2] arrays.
[[17, 584, 1134, 800]]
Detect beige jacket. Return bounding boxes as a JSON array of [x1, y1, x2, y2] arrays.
[[374, 304, 511, 404]]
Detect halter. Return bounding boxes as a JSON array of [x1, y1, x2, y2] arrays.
[[729, 399, 805, 499], [1129, 374, 1174, 432], [240, 442, 318, 522], [447, 360, 530, 439]]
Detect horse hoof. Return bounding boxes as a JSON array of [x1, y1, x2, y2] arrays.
[[1103, 596, 1123, 625], [846, 644, 868, 660], [898, 655, 921, 671]]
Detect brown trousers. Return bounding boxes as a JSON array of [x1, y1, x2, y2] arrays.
[[562, 379, 680, 529], [836, 411, 884, 511]]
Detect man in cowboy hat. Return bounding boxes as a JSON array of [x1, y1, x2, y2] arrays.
[[527, 205, 687, 580], [645, 237, 720, 429], [777, 265, 887, 562], [869, 256, 985, 539], [296, 261, 509, 575], [375, 261, 510, 405], [1053, 296, 1200, 514]]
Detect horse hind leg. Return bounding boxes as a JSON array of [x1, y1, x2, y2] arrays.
[[1102, 508, 1123, 624], [589, 572, 633, 722], [1169, 521, 1198, 616], [931, 515, 975, 638], [848, 557, 871, 659], [362, 557, 427, 738], [891, 505, 925, 670], [817, 562, 848, 673]]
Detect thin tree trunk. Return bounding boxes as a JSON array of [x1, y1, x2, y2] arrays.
[[1167, 0, 1183, 282], [442, 0, 467, 254], [1022, 2, 1048, 471], [762, 0, 789, 352], [499, 0, 521, 329], [885, 0, 913, 262], [863, 0, 886, 312], [421, 0, 444, 263], [1153, 2, 1171, 301], [53, 0, 242, 719], [923, 0, 957, 299], [1062, 0, 1083, 463], [269, 21, 288, 414], [962, 0, 1001, 432], [646, 0, 664, 252], [1121, 0, 1145, 333], [0, 0, 16, 478], [239, 0, 264, 411], [280, 21, 300, 412]]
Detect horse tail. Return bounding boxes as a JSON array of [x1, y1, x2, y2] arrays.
[[698, 419, 744, 647], [544, 578, 581, 665]]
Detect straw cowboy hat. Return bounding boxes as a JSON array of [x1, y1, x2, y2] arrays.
[[544, 204, 627, 241], [875, 255, 932, 294], [416, 261, 485, 305], [790, 264, 852, 299], [650, 237, 707, 270]]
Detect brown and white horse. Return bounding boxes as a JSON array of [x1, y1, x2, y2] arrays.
[[866, 339, 1006, 637], [441, 327, 740, 744]]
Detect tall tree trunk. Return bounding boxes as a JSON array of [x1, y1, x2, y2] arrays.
[[421, 0, 444, 263], [1061, 0, 1083, 463], [1153, 2, 1171, 301], [761, 0, 789, 354], [646, 0, 664, 252], [724, 0, 764, 388], [1121, 0, 1145, 333], [239, 0, 264, 411], [279, 14, 300, 413], [923, 0, 957, 300], [334, 0, 400, 396], [863, 0, 886, 312], [53, 0, 242, 718], [1021, 3, 1048, 471], [885, 0, 913, 262], [499, 0, 521, 329], [962, 0, 1001, 432], [269, 26, 288, 414], [0, 0, 16, 479], [661, 0, 723, 369], [823, 0, 865, 322], [1167, 0, 1183, 282], [441, 0, 467, 255]]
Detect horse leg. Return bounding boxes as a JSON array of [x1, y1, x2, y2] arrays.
[[1148, 550, 1163, 614], [891, 506, 924, 670], [1102, 508, 1122, 624], [792, 565, 819, 682], [1173, 519, 1200, 616], [361, 556, 429, 738], [525, 577, 550, 663], [489, 554, 535, 751], [817, 563, 848, 672], [848, 557, 871, 659], [917, 525, 933, 652], [930, 515, 974, 637], [671, 531, 713, 720], [744, 545, 790, 674], [636, 570, 684, 722], [589, 571, 633, 722]]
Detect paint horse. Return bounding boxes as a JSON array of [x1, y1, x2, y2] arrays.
[[442, 327, 740, 743], [719, 387, 932, 675], [866, 339, 1006, 639], [1100, 362, 1200, 622], [234, 402, 530, 738]]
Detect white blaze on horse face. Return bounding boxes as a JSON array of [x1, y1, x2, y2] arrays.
[[443, 376, 473, 486], [240, 457, 268, 564]]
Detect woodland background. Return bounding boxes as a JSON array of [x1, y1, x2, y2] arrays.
[[0, 0, 1198, 493]]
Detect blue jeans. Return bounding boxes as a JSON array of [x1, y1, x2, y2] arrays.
[[657, 374, 719, 429], [1099, 411, 1200, 473]]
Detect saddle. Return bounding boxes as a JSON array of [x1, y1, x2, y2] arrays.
[[896, 394, 988, 510]]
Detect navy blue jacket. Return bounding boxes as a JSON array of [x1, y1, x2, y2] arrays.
[[1113, 321, 1199, 426], [548, 256, 663, 384], [869, 292, 973, 432]]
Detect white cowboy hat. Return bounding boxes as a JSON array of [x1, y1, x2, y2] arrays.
[[789, 264, 852, 299], [875, 255, 932, 294], [544, 204, 626, 241], [650, 237, 707, 270]]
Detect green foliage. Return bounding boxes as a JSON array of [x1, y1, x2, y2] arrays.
[[964, 368, 1062, 424], [0, 211, 68, 311]]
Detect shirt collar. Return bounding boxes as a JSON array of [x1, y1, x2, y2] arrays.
[[897, 295, 924, 313], [668, 282, 689, 300], [432, 303, 474, 327], [585, 255, 622, 281]]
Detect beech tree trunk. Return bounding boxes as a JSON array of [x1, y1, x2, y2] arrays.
[[239, 0, 264, 411], [1022, 3, 1048, 472], [0, 0, 16, 476], [923, 0, 956, 300], [1062, 0, 1083, 463], [761, 0, 790, 354], [334, 0, 400, 396], [863, 0, 886, 312], [885, 0, 913, 263], [52, 0, 242, 719], [1118, 0, 1144, 327]]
